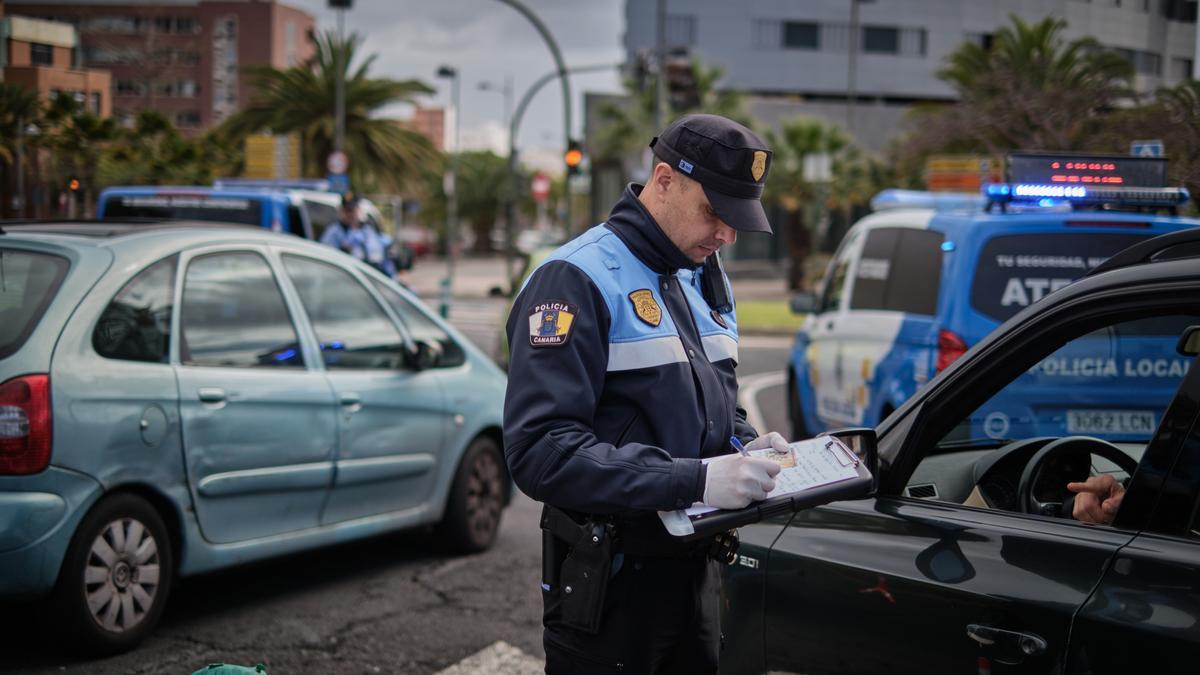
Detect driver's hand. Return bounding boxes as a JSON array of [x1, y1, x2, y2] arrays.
[[1066, 475, 1125, 524]]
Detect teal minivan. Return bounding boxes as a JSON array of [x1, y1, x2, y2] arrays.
[[0, 222, 509, 654]]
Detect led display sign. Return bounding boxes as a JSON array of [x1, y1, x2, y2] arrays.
[[1007, 153, 1168, 188]]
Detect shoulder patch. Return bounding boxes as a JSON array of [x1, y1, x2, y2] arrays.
[[628, 289, 662, 327], [528, 301, 578, 347]]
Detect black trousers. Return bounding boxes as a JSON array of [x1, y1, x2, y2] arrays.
[[543, 554, 720, 674]]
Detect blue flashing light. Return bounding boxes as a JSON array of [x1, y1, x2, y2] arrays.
[[940, 241, 956, 252], [1012, 183, 1087, 199], [274, 348, 297, 362]]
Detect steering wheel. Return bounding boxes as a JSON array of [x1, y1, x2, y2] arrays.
[[1017, 436, 1138, 517]]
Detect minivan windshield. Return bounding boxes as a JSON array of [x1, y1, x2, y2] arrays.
[[102, 193, 262, 226], [0, 249, 71, 358], [971, 233, 1150, 322]]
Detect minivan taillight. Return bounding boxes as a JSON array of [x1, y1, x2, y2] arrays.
[[0, 375, 51, 475], [936, 330, 967, 373]]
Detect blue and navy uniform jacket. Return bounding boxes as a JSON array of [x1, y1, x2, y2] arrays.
[[503, 184, 758, 521]]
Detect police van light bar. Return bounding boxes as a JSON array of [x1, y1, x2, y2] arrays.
[[984, 183, 1190, 210], [871, 189, 984, 212]]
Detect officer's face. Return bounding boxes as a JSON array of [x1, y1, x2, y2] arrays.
[[659, 168, 738, 263]]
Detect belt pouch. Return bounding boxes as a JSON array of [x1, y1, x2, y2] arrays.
[[559, 523, 613, 634]]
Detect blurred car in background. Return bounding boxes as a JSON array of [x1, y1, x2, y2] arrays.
[[0, 221, 509, 654]]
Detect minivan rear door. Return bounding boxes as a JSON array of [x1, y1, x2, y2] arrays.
[[174, 246, 338, 544]]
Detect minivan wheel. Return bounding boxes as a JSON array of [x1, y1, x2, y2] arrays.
[[48, 493, 174, 655], [437, 437, 506, 554]]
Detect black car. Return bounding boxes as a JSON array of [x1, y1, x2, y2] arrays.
[[722, 228, 1200, 674]]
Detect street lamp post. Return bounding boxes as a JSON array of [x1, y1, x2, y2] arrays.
[[479, 76, 515, 280], [492, 0, 574, 232], [329, 0, 351, 154], [503, 63, 616, 292], [437, 65, 461, 319]]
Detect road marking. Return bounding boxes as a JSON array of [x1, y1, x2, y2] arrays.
[[435, 640, 543, 674], [738, 371, 787, 434], [740, 334, 795, 349]]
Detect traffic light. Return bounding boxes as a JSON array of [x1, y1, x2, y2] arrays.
[[564, 140, 583, 177], [664, 55, 699, 110], [67, 177, 81, 193]]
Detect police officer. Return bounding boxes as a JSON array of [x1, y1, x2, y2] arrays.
[[320, 192, 396, 276], [503, 114, 791, 674]]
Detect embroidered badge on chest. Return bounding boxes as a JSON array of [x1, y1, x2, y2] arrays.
[[628, 289, 662, 327], [528, 301, 578, 347]]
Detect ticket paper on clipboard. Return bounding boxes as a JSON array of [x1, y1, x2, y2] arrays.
[[658, 436, 867, 538]]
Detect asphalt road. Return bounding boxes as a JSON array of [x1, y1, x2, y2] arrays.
[[0, 297, 793, 674]]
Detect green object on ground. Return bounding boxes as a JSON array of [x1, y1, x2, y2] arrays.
[[191, 664, 267, 675], [736, 299, 805, 333]]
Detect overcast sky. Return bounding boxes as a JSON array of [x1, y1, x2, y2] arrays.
[[289, 0, 627, 168]]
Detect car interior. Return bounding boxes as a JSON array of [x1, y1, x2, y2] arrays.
[[903, 314, 1200, 521]]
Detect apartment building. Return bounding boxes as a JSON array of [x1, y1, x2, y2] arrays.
[[9, 0, 315, 133]]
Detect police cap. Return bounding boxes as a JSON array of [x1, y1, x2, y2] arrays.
[[340, 191, 358, 209], [649, 113, 773, 234]]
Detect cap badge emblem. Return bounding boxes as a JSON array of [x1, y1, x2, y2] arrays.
[[628, 289, 662, 327], [751, 151, 767, 182]]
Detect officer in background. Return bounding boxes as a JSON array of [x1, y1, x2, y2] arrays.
[[503, 114, 791, 674], [320, 192, 396, 277]]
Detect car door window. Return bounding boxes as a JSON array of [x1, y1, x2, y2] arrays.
[[282, 255, 408, 369], [817, 231, 859, 314], [0, 249, 70, 359], [303, 199, 340, 242], [905, 312, 1197, 521], [94, 255, 178, 363], [369, 279, 466, 368], [180, 252, 303, 368], [851, 227, 943, 314]]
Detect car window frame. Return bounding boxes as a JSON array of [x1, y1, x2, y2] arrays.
[[878, 278, 1200, 533], [816, 229, 862, 315], [271, 249, 419, 364], [171, 243, 310, 370]]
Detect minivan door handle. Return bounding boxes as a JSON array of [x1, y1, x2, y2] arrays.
[[340, 392, 362, 412], [197, 387, 227, 403], [825, 320, 835, 330], [966, 624, 1046, 662]]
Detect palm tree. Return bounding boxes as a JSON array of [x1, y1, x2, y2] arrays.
[[101, 110, 242, 186], [592, 59, 748, 165], [40, 93, 118, 217], [763, 118, 855, 289], [901, 15, 1133, 165], [419, 150, 510, 253], [223, 31, 437, 191], [0, 83, 41, 216], [1156, 80, 1200, 202]]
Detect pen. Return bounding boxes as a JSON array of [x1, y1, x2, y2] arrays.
[[729, 436, 750, 457]]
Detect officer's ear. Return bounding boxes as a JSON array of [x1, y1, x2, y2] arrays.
[[649, 161, 675, 199]]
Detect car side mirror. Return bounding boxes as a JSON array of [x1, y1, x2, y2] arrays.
[[405, 339, 441, 371], [789, 292, 818, 315], [820, 427, 879, 496], [1176, 325, 1200, 356]]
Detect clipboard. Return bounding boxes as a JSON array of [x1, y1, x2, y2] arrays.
[[658, 429, 878, 541]]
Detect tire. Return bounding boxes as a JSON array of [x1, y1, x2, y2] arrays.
[[437, 436, 506, 554], [788, 370, 812, 440], [46, 493, 174, 655]]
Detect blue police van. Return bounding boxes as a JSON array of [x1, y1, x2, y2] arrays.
[[96, 186, 310, 238], [788, 153, 1200, 444]]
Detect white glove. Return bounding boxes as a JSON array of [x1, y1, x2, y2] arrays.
[[703, 454, 781, 510], [743, 431, 791, 454]]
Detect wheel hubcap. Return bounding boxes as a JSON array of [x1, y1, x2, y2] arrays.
[[466, 451, 503, 540], [84, 517, 161, 633]]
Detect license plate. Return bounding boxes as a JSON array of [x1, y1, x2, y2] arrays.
[[1066, 410, 1156, 434]]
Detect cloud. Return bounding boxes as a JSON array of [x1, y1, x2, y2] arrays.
[[286, 0, 625, 148]]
